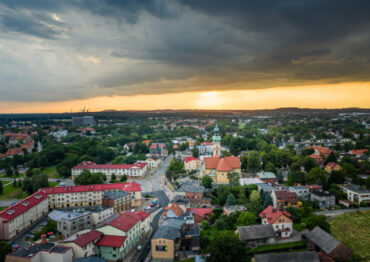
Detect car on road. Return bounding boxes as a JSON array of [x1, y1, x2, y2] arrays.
[[150, 203, 156, 207], [12, 244, 20, 251], [156, 204, 161, 208], [137, 245, 143, 251], [144, 206, 151, 210]]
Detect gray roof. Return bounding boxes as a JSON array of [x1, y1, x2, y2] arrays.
[[255, 251, 319, 262], [75, 256, 107, 262], [310, 190, 334, 197], [304, 226, 341, 254], [173, 196, 190, 204], [257, 183, 274, 191], [290, 186, 308, 191], [237, 224, 275, 241], [103, 191, 130, 200], [152, 226, 181, 240], [48, 210, 91, 222], [161, 218, 185, 229], [224, 205, 247, 212], [341, 184, 370, 194], [177, 183, 205, 194], [9, 243, 70, 257]]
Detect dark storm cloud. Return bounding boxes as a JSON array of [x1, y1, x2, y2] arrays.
[[0, 0, 369, 102]]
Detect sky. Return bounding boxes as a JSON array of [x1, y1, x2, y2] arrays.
[[0, 0, 369, 113]]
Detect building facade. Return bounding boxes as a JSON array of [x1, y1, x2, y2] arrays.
[[48, 210, 93, 238], [340, 184, 370, 204], [203, 156, 241, 184], [102, 191, 132, 213]]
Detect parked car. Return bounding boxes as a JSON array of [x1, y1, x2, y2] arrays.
[[137, 245, 143, 251], [144, 206, 151, 210], [156, 204, 161, 208], [150, 203, 156, 207]]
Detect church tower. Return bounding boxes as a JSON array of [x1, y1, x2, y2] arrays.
[[212, 124, 221, 157]]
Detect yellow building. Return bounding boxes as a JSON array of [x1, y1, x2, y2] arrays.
[[324, 162, 342, 173], [203, 156, 241, 184]]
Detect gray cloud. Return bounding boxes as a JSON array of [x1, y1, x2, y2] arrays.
[[0, 0, 369, 102]]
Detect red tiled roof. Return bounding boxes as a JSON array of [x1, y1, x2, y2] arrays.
[[135, 210, 150, 221], [164, 203, 183, 217], [6, 148, 24, 156], [200, 142, 213, 146], [0, 190, 48, 221], [95, 235, 126, 247], [205, 156, 240, 171], [142, 140, 151, 146], [150, 143, 166, 149], [274, 191, 298, 203], [259, 205, 291, 224], [325, 162, 340, 169], [186, 208, 213, 218], [309, 154, 323, 159], [304, 185, 322, 190], [62, 230, 102, 247], [308, 146, 332, 156], [43, 182, 141, 194], [349, 149, 367, 155], [72, 161, 147, 170], [109, 211, 146, 232], [184, 157, 201, 163]]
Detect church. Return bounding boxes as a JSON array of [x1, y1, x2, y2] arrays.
[[202, 124, 241, 184]]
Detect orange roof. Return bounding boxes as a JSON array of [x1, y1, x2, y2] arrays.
[[205, 156, 240, 171], [308, 146, 332, 156], [259, 205, 291, 224], [349, 149, 367, 155], [184, 157, 201, 163], [309, 154, 323, 159], [142, 139, 151, 146], [164, 203, 183, 217], [325, 162, 340, 169]]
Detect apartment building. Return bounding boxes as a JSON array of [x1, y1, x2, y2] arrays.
[[0, 190, 49, 240], [60, 229, 103, 258], [102, 191, 132, 213], [48, 210, 93, 238], [289, 186, 310, 200], [0, 183, 141, 241], [71, 161, 148, 179], [339, 184, 370, 204], [44, 183, 142, 208]]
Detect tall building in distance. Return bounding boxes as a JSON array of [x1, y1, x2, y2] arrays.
[[212, 124, 221, 156], [72, 116, 94, 126]]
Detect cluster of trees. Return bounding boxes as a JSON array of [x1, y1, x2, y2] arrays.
[[166, 158, 185, 182], [285, 206, 331, 233], [23, 173, 49, 194], [74, 170, 106, 185], [0, 241, 12, 262]]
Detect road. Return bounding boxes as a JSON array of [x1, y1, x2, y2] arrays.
[[314, 207, 370, 216]]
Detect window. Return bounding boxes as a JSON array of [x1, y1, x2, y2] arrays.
[[156, 245, 168, 252]]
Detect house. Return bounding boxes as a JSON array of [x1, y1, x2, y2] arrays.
[[237, 224, 276, 248], [48, 210, 93, 238], [348, 149, 367, 158], [164, 203, 183, 218], [196, 142, 213, 156], [259, 205, 293, 238], [223, 205, 247, 215], [172, 196, 191, 212], [257, 183, 275, 193], [256, 172, 276, 184], [203, 156, 241, 184], [254, 251, 320, 262], [150, 143, 168, 156], [289, 186, 310, 200], [325, 162, 342, 173], [304, 185, 323, 192], [102, 191, 132, 213], [146, 155, 161, 170], [339, 184, 370, 204], [95, 211, 150, 260], [60, 229, 102, 258], [88, 206, 114, 226], [5, 243, 73, 262], [184, 157, 202, 171], [271, 191, 299, 210], [303, 226, 352, 260], [309, 154, 324, 166], [174, 183, 211, 207], [186, 208, 213, 224], [239, 178, 264, 186], [123, 142, 136, 151], [310, 190, 336, 209], [308, 146, 332, 158]]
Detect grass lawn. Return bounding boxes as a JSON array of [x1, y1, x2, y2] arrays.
[[42, 166, 60, 178], [249, 240, 306, 254], [330, 210, 370, 260], [49, 182, 59, 187], [0, 181, 24, 200]]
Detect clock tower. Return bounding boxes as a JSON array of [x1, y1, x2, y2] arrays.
[[212, 124, 221, 157]]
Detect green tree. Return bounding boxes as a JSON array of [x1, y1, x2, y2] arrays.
[[74, 170, 105, 185], [6, 167, 13, 177], [226, 193, 237, 206], [217, 185, 230, 206], [202, 175, 213, 188], [192, 147, 199, 158], [120, 174, 128, 182], [247, 151, 260, 172], [0, 241, 12, 262], [237, 212, 257, 226], [285, 207, 302, 222], [23, 177, 34, 194], [0, 182, 2, 194], [207, 231, 249, 262], [325, 152, 337, 163], [249, 190, 260, 204], [12, 178, 17, 188], [263, 193, 273, 208], [304, 215, 331, 233], [306, 167, 326, 186], [110, 173, 117, 183], [227, 172, 240, 187], [303, 156, 318, 172]]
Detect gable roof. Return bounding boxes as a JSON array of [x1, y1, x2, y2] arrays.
[[72, 161, 147, 170], [256, 172, 276, 179], [95, 235, 126, 247], [164, 203, 183, 217], [304, 226, 341, 254], [259, 205, 291, 224], [204, 156, 240, 171], [62, 230, 102, 247], [325, 162, 341, 169], [274, 191, 298, 202], [348, 149, 367, 155], [186, 208, 213, 218], [184, 156, 201, 163], [109, 211, 148, 232], [237, 224, 275, 241], [177, 183, 205, 194]]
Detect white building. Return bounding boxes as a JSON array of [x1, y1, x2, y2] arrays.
[[289, 186, 310, 200], [340, 184, 370, 204], [60, 229, 103, 258], [71, 161, 148, 179]]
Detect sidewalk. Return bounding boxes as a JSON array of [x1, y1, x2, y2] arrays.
[[123, 227, 153, 262]]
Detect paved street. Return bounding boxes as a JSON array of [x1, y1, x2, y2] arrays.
[[314, 207, 370, 216]]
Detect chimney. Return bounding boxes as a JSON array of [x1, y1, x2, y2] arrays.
[[41, 234, 47, 244]]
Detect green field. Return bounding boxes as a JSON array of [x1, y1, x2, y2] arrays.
[[49, 182, 59, 187], [330, 210, 370, 260], [0, 180, 24, 200], [43, 166, 60, 178]]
